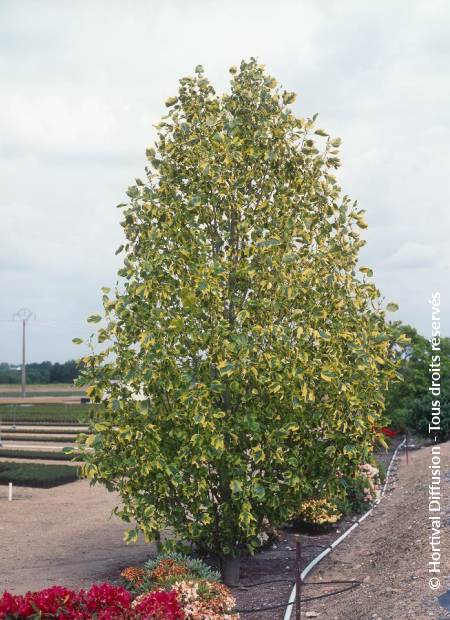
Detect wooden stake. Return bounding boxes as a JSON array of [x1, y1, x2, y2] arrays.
[[295, 540, 301, 620]]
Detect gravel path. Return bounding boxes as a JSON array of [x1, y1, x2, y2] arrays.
[[0, 480, 155, 594], [299, 442, 450, 620]]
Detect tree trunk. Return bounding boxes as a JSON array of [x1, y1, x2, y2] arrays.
[[220, 554, 241, 586], [155, 530, 163, 554]]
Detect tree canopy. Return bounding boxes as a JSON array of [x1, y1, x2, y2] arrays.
[[77, 59, 402, 582], [385, 323, 450, 440]]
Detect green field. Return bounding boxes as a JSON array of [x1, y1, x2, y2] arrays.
[[0, 404, 95, 424], [0, 462, 80, 487], [0, 383, 86, 397]]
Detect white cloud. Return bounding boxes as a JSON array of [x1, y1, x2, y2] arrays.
[[383, 242, 437, 269], [0, 0, 449, 361]]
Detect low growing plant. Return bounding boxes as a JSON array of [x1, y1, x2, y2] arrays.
[[169, 580, 237, 620], [338, 461, 381, 514], [293, 498, 342, 531], [122, 553, 220, 594]]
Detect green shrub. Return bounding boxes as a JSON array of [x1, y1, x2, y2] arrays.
[[338, 476, 371, 514], [292, 498, 342, 531], [338, 462, 381, 514]]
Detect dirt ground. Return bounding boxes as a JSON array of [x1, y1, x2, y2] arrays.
[[0, 480, 155, 593], [0, 385, 81, 392], [299, 442, 450, 620]]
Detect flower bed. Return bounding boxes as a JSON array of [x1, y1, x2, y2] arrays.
[[121, 554, 237, 619], [0, 556, 238, 619], [0, 583, 134, 619]]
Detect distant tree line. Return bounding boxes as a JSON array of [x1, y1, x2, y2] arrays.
[[0, 360, 79, 384]]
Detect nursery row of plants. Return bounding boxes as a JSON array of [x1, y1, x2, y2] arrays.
[[0, 405, 84, 487], [0, 404, 91, 424], [0, 434, 76, 443], [0, 449, 75, 461], [0, 462, 80, 488]]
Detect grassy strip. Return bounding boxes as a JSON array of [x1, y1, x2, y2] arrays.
[[0, 449, 78, 461], [0, 404, 91, 415], [0, 462, 80, 487], [0, 404, 97, 424], [0, 435, 77, 443]]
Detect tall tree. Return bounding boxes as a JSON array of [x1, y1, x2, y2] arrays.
[[77, 59, 401, 584]]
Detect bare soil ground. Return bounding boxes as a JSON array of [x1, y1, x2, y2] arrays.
[[0, 385, 82, 393], [0, 383, 84, 403], [0, 480, 155, 593], [299, 442, 450, 620]]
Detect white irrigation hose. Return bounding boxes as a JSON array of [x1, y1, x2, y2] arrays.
[[283, 438, 406, 620]]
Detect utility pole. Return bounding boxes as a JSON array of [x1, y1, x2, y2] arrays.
[[13, 308, 35, 398]]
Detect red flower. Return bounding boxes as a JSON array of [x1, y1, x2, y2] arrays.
[[380, 427, 397, 437], [0, 584, 132, 619], [0, 591, 33, 618], [0, 583, 185, 619], [372, 425, 398, 437], [0, 587, 79, 619], [26, 586, 78, 616], [80, 583, 132, 616], [134, 590, 185, 620]]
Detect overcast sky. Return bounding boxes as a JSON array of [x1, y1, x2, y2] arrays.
[[1, 0, 449, 363]]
